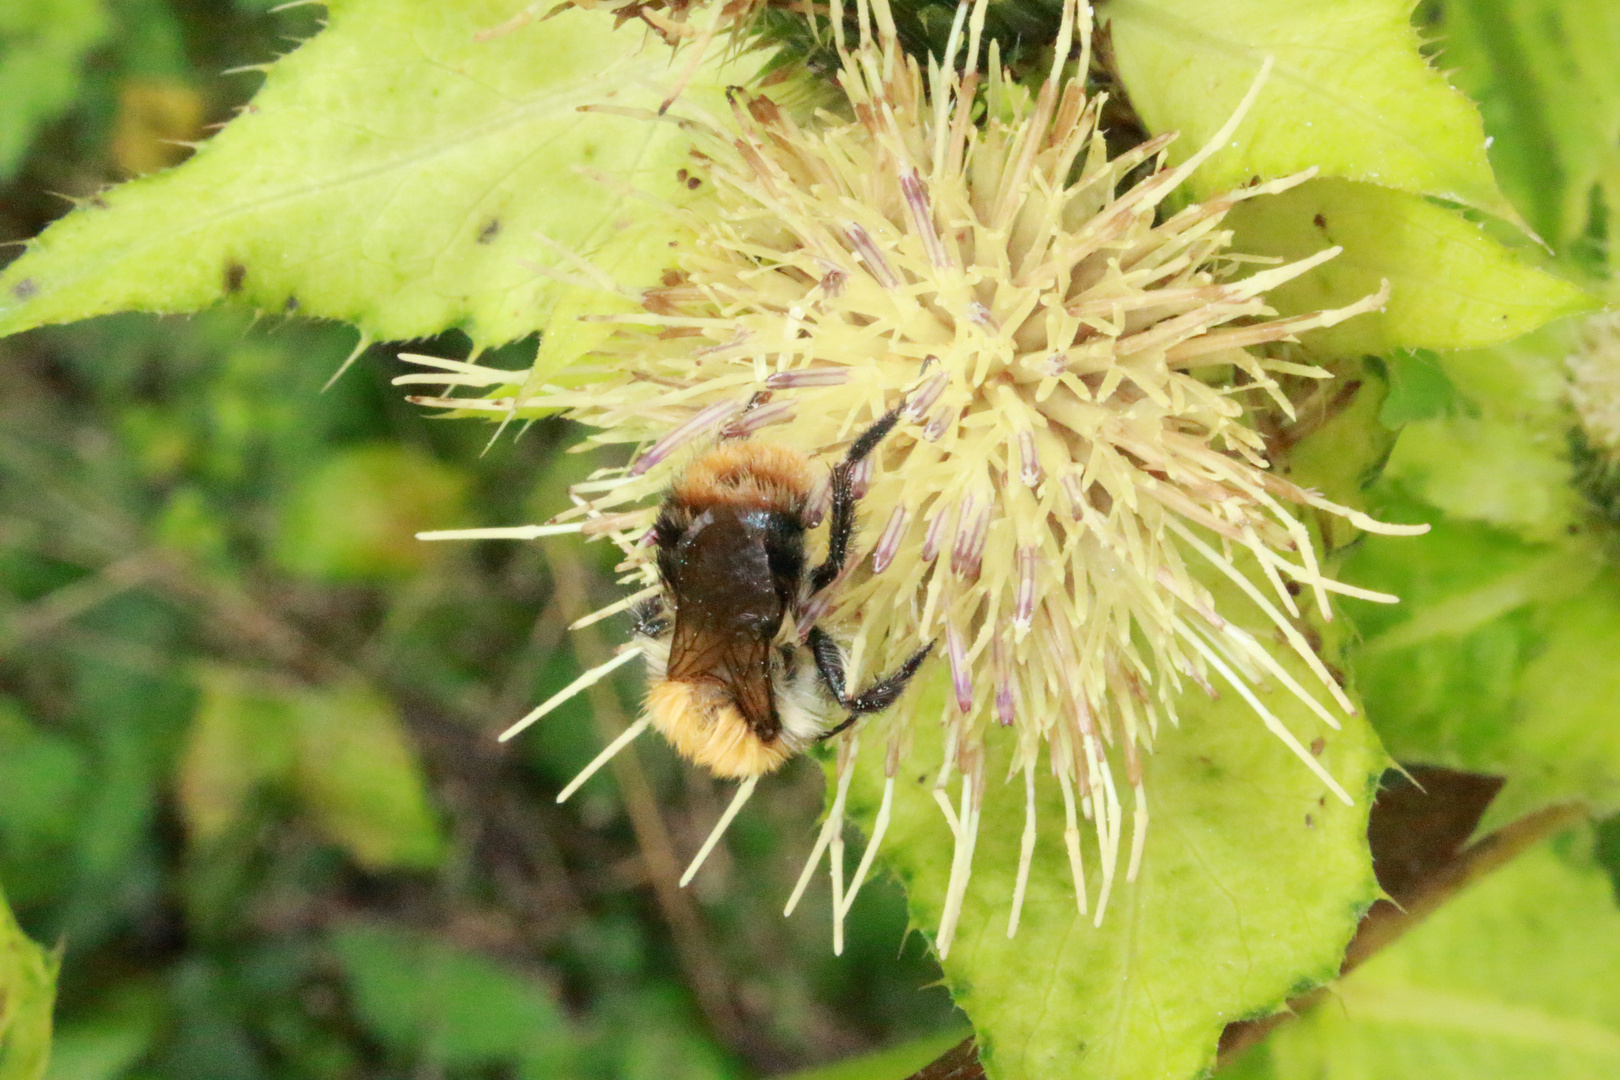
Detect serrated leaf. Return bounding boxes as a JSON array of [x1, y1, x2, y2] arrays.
[[842, 615, 1384, 1080], [1430, 0, 1620, 259], [1343, 515, 1620, 833], [1337, 322, 1620, 829], [1255, 828, 1620, 1079], [0, 0, 763, 348], [0, 883, 58, 1080], [1226, 179, 1593, 356], [0, 0, 110, 181], [1106, 0, 1515, 221], [291, 680, 445, 871], [1377, 328, 1583, 540]]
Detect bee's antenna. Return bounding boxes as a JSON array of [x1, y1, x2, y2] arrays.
[[679, 776, 760, 886]]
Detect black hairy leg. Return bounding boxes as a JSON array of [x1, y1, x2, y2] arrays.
[[808, 627, 935, 740], [630, 596, 672, 638], [809, 404, 904, 595]]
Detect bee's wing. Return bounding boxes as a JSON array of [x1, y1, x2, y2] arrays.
[[667, 617, 780, 743]]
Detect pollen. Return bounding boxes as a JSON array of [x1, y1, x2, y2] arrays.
[[406, 0, 1426, 957]]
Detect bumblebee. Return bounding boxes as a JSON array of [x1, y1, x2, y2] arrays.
[[634, 407, 932, 778]]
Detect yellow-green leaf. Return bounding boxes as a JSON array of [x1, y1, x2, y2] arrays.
[[0, 0, 109, 181], [1255, 828, 1620, 1079], [1430, 0, 1620, 259], [292, 680, 445, 871], [1106, 0, 1516, 221], [1227, 179, 1593, 356], [272, 443, 467, 583], [1338, 326, 1620, 832], [0, 0, 762, 349], [842, 598, 1384, 1080], [177, 665, 300, 844], [180, 666, 444, 870], [0, 883, 58, 1080]]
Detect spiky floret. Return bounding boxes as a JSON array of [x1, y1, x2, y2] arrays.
[[408, 0, 1424, 956]]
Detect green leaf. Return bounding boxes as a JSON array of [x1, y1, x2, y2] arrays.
[[1254, 827, 1620, 1078], [1382, 417, 1584, 542], [1343, 517, 1620, 832], [179, 665, 445, 869], [777, 1028, 972, 1080], [1106, 0, 1515, 220], [1377, 350, 1468, 429], [0, 701, 88, 865], [0, 883, 59, 1080], [1428, 0, 1620, 260], [1339, 326, 1620, 829], [1503, 583, 1620, 825], [291, 680, 445, 871], [588, 987, 733, 1080], [1272, 356, 1401, 517], [0, 0, 110, 181], [271, 443, 467, 582], [331, 924, 577, 1073], [1226, 179, 1594, 356], [0, 0, 764, 349], [1376, 329, 1583, 540], [176, 665, 299, 844], [842, 614, 1385, 1080], [40, 986, 161, 1080]]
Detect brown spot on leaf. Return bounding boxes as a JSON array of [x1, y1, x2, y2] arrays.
[[224, 262, 246, 293], [477, 218, 500, 244]]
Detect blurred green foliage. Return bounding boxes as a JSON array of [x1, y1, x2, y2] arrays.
[[0, 4, 958, 1078], [5, 1, 1620, 1080]]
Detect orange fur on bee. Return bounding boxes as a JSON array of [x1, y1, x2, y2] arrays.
[[646, 679, 792, 778], [672, 442, 813, 515]]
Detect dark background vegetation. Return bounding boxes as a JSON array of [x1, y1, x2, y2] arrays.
[[0, 3, 960, 1077]]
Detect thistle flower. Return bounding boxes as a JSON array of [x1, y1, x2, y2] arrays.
[[407, 0, 1424, 957], [1568, 310, 1620, 520]]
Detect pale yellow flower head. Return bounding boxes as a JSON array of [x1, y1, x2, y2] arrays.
[[409, 0, 1422, 956]]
